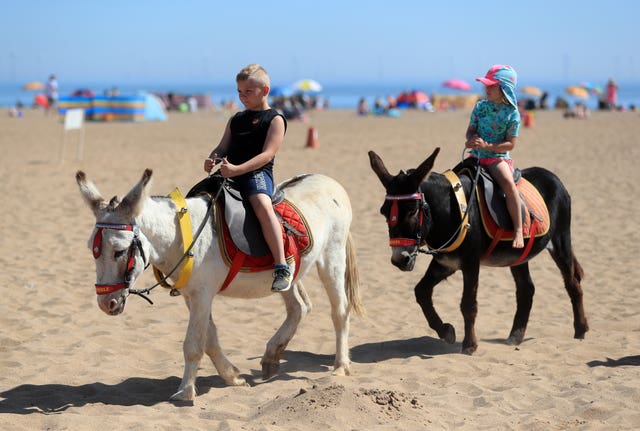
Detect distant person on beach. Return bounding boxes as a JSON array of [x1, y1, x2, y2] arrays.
[[466, 64, 523, 248], [606, 78, 618, 110], [203, 64, 291, 292], [539, 91, 549, 110], [44, 74, 58, 115], [357, 97, 369, 116]]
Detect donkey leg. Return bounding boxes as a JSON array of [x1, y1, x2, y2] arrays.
[[460, 264, 480, 354], [204, 314, 247, 387], [261, 282, 308, 379], [317, 257, 352, 376], [548, 241, 589, 339], [508, 263, 535, 345], [415, 260, 457, 344], [171, 291, 214, 401]]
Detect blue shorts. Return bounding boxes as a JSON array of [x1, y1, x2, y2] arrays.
[[236, 170, 274, 199]]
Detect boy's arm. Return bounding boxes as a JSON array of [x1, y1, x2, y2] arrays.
[[205, 119, 232, 173], [208, 119, 232, 159]]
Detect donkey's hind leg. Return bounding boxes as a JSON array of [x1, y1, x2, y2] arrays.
[[508, 263, 535, 345], [548, 231, 589, 339], [205, 314, 247, 387], [261, 281, 309, 379], [317, 256, 352, 376]]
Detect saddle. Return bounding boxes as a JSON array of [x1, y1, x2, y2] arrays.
[[187, 175, 313, 290], [453, 159, 550, 242]]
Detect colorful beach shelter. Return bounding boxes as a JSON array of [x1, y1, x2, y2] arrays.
[[141, 92, 167, 121]]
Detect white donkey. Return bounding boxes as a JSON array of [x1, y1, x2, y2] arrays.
[[76, 169, 365, 401]]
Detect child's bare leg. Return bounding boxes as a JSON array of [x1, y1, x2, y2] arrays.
[[249, 194, 286, 264], [487, 161, 524, 248]]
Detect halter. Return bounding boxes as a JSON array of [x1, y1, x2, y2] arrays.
[[92, 222, 147, 295], [385, 167, 479, 256], [384, 192, 427, 248]]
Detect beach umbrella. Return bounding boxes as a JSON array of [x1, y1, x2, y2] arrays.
[[566, 86, 589, 99], [23, 81, 44, 91], [292, 79, 322, 93], [521, 86, 543, 97], [270, 86, 294, 97], [410, 90, 430, 104], [442, 79, 471, 91], [589, 86, 603, 95]]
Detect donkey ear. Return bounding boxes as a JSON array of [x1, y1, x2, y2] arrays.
[[76, 171, 105, 217], [368, 151, 393, 188], [410, 147, 440, 189], [119, 169, 153, 218]]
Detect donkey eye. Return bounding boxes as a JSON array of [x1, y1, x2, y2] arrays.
[[114, 249, 127, 259]]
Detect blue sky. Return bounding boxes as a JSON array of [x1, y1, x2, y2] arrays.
[[1, 1, 637, 86]]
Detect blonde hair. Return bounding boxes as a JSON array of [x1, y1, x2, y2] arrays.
[[236, 64, 270, 87]]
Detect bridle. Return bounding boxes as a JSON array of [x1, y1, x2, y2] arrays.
[[385, 192, 428, 249], [92, 222, 148, 296], [384, 163, 481, 257], [90, 177, 222, 305]]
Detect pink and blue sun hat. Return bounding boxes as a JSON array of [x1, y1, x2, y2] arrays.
[[476, 64, 518, 108]]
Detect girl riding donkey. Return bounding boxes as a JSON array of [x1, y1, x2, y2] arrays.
[[465, 64, 524, 248]]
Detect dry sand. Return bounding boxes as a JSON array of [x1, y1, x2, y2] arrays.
[[1, 107, 639, 430]]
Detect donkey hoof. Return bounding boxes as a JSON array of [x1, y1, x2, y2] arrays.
[[508, 329, 525, 345], [440, 323, 456, 344], [574, 323, 589, 339], [332, 364, 351, 376], [262, 362, 280, 380], [461, 344, 477, 355], [170, 385, 196, 401]]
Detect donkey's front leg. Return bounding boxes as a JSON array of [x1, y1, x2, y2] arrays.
[[415, 260, 457, 344], [171, 291, 214, 401], [460, 264, 480, 354]]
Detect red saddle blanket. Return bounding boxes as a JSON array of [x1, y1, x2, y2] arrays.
[[477, 178, 550, 240], [215, 199, 313, 291]]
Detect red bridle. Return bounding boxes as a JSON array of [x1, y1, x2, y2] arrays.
[[92, 223, 145, 295], [384, 193, 426, 247]]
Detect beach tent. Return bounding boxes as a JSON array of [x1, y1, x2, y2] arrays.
[[141, 92, 167, 121], [58, 92, 167, 122]]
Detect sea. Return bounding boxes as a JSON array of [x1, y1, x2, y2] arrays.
[[2, 80, 640, 111]]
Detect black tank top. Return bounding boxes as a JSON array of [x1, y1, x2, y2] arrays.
[[226, 108, 287, 174]]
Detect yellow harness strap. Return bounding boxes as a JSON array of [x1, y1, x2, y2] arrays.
[[426, 170, 469, 253], [152, 188, 194, 290]]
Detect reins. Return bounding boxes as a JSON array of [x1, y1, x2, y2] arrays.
[[127, 178, 225, 304]]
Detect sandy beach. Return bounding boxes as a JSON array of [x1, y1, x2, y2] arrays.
[[1, 107, 639, 430]]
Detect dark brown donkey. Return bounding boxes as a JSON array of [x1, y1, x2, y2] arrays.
[[369, 148, 588, 354]]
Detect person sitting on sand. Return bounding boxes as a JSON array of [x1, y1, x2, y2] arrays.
[[465, 64, 524, 248]]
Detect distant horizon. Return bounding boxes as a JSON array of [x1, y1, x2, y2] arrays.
[[3, 77, 638, 87]]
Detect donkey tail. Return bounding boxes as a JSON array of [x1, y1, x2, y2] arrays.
[[345, 231, 366, 318]]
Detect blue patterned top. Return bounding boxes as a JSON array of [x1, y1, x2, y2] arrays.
[[469, 100, 520, 160]]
